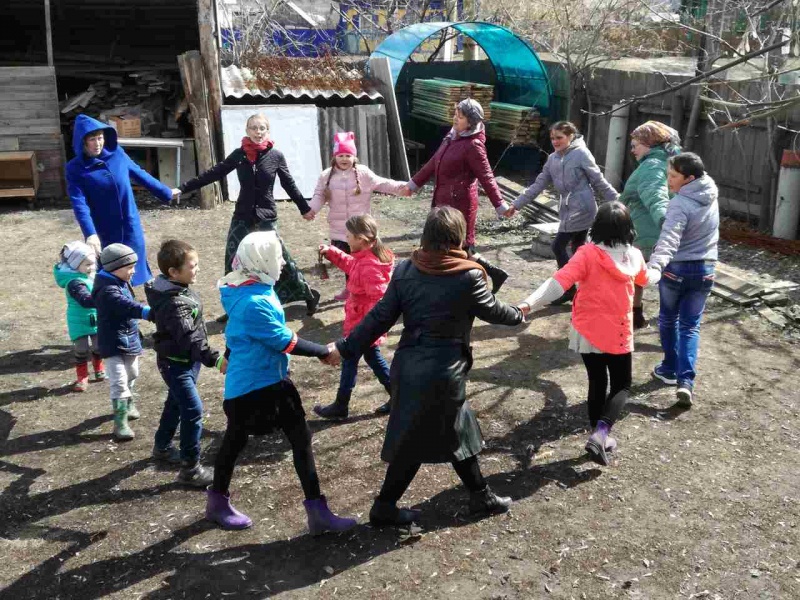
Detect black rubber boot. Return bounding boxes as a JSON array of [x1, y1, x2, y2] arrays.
[[468, 486, 512, 515], [369, 498, 421, 526], [633, 305, 647, 330], [374, 384, 391, 415], [313, 390, 350, 421], [306, 288, 321, 316], [473, 255, 508, 294]]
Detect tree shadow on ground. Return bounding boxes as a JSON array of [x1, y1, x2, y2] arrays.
[[0, 414, 112, 458], [0, 345, 73, 376], [0, 457, 599, 600]]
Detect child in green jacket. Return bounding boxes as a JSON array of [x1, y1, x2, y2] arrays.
[[54, 241, 105, 391]]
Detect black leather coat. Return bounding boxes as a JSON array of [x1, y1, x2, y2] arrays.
[[337, 259, 523, 464]]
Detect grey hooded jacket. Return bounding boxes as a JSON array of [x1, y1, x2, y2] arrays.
[[648, 175, 720, 270], [513, 136, 619, 232]]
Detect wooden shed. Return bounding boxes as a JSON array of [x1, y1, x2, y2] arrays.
[[0, 67, 64, 199]]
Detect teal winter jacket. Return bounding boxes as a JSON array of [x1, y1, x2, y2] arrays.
[[54, 265, 97, 340], [618, 145, 676, 256]]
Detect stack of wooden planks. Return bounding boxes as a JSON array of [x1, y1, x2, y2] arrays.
[[496, 176, 558, 224], [485, 102, 542, 146], [411, 78, 494, 125]]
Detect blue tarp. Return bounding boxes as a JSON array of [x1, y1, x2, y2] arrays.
[[370, 21, 553, 115]]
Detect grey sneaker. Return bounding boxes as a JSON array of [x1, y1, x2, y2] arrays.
[[177, 462, 214, 488], [152, 444, 181, 464], [676, 387, 693, 408]]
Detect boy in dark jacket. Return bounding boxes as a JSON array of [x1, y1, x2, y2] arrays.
[[145, 240, 222, 487], [93, 244, 151, 441]]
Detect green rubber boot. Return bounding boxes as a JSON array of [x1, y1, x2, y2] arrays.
[[112, 398, 135, 441], [126, 397, 140, 420]]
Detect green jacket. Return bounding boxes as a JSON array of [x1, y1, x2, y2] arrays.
[[619, 146, 673, 255], [54, 265, 97, 340]]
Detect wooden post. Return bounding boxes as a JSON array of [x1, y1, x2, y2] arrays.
[[368, 57, 410, 180], [197, 0, 224, 164], [178, 51, 220, 208], [670, 91, 685, 137], [44, 0, 54, 67]]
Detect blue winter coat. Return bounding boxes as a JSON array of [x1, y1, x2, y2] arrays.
[[92, 270, 151, 358], [66, 114, 173, 286], [219, 282, 294, 400]]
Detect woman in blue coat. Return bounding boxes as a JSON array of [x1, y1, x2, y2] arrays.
[[66, 114, 178, 286]]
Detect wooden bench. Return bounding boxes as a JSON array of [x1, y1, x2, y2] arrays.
[[0, 151, 39, 200]]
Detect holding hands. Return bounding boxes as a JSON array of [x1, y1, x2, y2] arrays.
[[303, 210, 316, 221], [320, 342, 340, 366], [504, 206, 517, 218], [85, 234, 101, 256], [400, 184, 413, 197]]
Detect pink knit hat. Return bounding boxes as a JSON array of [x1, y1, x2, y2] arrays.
[[332, 131, 357, 156]]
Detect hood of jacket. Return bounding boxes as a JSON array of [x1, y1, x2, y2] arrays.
[[447, 126, 487, 143], [144, 275, 187, 311], [53, 263, 92, 288], [561, 134, 587, 156], [219, 281, 270, 315], [677, 175, 718, 206], [588, 243, 642, 280], [72, 114, 118, 160]]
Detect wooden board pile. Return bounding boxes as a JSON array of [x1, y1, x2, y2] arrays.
[[485, 102, 542, 146], [411, 78, 494, 125], [59, 71, 181, 138], [496, 176, 558, 224]]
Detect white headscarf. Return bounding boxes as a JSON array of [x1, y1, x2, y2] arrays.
[[218, 231, 284, 287]]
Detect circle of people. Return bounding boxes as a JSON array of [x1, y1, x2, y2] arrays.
[[55, 99, 718, 534]]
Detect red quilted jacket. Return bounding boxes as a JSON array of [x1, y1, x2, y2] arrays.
[[324, 245, 394, 347], [411, 129, 505, 247]]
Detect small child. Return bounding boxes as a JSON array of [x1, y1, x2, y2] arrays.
[[207, 231, 356, 534], [92, 243, 152, 441], [518, 202, 659, 466], [54, 241, 105, 391], [313, 214, 394, 420], [145, 240, 223, 487], [306, 131, 409, 300]]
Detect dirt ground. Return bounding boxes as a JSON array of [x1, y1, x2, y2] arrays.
[[0, 193, 799, 600]]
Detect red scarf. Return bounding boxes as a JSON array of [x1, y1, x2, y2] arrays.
[[411, 248, 488, 283], [241, 137, 273, 163]]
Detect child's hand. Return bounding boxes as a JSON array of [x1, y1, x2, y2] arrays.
[[303, 210, 316, 221], [645, 268, 661, 286], [517, 303, 531, 319], [320, 343, 340, 366], [318, 244, 330, 256], [219, 357, 228, 375], [504, 206, 517, 218], [401, 184, 413, 197]]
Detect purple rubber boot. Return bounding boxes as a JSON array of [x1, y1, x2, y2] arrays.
[[303, 495, 357, 536], [585, 420, 612, 466], [206, 489, 253, 530]]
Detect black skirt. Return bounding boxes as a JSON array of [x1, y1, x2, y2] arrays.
[[223, 378, 306, 436]]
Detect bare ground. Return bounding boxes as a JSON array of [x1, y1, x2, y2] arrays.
[[0, 194, 799, 600]]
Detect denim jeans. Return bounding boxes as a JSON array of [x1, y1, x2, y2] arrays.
[[552, 230, 588, 268], [657, 261, 715, 390], [154, 360, 204, 463], [339, 345, 391, 394]]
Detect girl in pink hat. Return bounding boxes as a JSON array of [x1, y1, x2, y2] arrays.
[[307, 132, 410, 300]]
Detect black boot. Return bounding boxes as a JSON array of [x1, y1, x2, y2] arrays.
[[473, 255, 508, 294], [374, 384, 391, 415], [313, 390, 350, 421], [306, 288, 321, 316], [468, 486, 512, 515], [369, 498, 421, 526], [633, 305, 647, 330]]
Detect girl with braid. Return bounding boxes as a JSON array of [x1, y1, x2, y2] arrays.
[[306, 132, 410, 301]]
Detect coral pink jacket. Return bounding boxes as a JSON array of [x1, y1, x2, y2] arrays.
[[324, 245, 394, 347], [553, 243, 648, 354], [309, 165, 407, 242]]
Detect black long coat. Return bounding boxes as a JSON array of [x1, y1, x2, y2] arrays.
[[337, 259, 523, 464]]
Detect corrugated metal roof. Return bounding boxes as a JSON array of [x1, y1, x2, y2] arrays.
[[221, 65, 383, 101]]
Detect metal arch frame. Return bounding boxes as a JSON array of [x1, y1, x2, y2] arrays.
[[369, 21, 554, 114]]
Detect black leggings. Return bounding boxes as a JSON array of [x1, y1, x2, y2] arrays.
[[552, 230, 588, 269], [212, 421, 321, 500], [377, 455, 486, 505], [580, 352, 631, 427]]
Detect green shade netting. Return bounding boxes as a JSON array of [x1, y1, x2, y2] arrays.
[[370, 21, 553, 115]]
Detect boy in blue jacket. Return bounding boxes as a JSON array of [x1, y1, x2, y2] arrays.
[[92, 243, 152, 441], [145, 240, 223, 487]]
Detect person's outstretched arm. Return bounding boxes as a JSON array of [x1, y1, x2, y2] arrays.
[[469, 270, 524, 325], [336, 275, 402, 359], [179, 150, 242, 194], [275, 153, 312, 215], [123, 149, 173, 203]]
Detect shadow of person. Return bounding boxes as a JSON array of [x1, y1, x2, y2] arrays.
[[0, 384, 75, 409], [0, 414, 112, 458], [0, 457, 600, 600], [0, 345, 73, 377]]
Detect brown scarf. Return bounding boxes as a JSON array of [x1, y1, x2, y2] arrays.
[[241, 137, 274, 163], [411, 248, 488, 283]]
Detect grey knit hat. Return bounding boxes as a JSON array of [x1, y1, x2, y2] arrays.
[[100, 243, 138, 272], [60, 240, 94, 270], [457, 98, 485, 126]]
